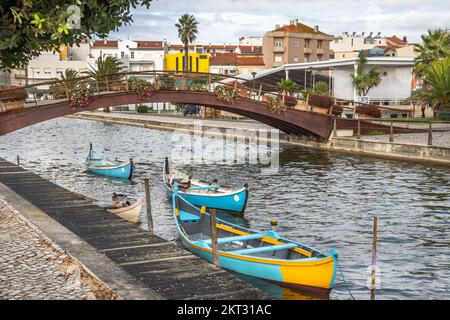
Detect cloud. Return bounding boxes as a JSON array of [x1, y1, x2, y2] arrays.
[[106, 0, 450, 44]]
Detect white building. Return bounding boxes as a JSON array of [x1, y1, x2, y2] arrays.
[[27, 42, 90, 88], [241, 57, 416, 117], [89, 40, 165, 73], [239, 36, 263, 47]]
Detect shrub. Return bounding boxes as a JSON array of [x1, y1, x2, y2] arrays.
[[137, 105, 149, 113]]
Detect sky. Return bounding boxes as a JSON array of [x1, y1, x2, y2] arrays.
[[108, 0, 450, 44]]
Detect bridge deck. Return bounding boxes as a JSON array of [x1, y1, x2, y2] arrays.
[[0, 158, 270, 300]]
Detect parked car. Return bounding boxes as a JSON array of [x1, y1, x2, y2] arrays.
[[184, 104, 201, 117]]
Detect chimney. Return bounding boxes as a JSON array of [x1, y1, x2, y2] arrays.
[[290, 20, 294, 25], [378, 32, 381, 36], [403, 36, 408, 43], [314, 25, 319, 32], [275, 24, 280, 29], [295, 19, 299, 25], [352, 31, 356, 36]]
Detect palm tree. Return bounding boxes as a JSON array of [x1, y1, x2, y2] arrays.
[[409, 56, 450, 115], [414, 29, 450, 77], [85, 56, 125, 112], [175, 14, 199, 73], [49, 69, 79, 98], [85, 56, 125, 89], [276, 78, 299, 95], [351, 52, 383, 98], [312, 81, 329, 96]]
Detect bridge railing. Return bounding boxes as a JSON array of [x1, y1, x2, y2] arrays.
[[0, 70, 401, 121]]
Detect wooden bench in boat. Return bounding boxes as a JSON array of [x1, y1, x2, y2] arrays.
[[231, 243, 298, 255], [203, 234, 264, 245], [178, 210, 201, 223]]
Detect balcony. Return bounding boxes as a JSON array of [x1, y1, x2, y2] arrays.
[[273, 47, 285, 53], [316, 48, 325, 54], [304, 48, 312, 54]]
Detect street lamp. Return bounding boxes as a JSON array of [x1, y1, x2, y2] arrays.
[[251, 71, 257, 98]]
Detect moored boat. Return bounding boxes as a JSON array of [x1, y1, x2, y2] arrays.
[[107, 198, 143, 224], [172, 187, 338, 297], [163, 157, 248, 213], [86, 144, 134, 180]]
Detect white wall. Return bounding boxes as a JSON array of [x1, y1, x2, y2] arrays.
[[333, 65, 413, 101]]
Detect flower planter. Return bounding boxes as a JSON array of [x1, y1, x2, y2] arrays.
[[5, 100, 24, 111]]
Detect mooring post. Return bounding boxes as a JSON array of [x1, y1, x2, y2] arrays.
[[143, 178, 153, 232], [389, 121, 394, 142], [16, 155, 20, 166], [428, 123, 433, 146], [333, 117, 337, 138], [357, 119, 361, 139], [371, 216, 378, 301], [209, 209, 219, 267]]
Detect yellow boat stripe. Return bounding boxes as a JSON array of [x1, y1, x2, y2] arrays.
[[216, 224, 312, 257]]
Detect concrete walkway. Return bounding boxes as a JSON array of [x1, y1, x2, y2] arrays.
[[0, 198, 118, 300]]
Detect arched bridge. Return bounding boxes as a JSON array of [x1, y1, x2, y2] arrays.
[[0, 71, 414, 139]]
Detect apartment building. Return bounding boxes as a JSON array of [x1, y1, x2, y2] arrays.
[[262, 19, 334, 68], [27, 42, 90, 87], [89, 40, 166, 73], [210, 53, 265, 76], [331, 33, 417, 59]]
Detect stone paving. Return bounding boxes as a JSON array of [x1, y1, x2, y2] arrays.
[[0, 198, 117, 300], [359, 131, 450, 149]]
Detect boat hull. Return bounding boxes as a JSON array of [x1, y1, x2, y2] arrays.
[[166, 186, 248, 213], [107, 199, 143, 224], [182, 237, 336, 296], [87, 161, 133, 180]]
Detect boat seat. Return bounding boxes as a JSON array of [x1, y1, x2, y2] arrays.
[[178, 210, 201, 223], [230, 243, 298, 255], [203, 234, 264, 245]]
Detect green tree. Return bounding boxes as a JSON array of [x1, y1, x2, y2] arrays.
[[85, 56, 125, 112], [351, 52, 383, 97], [414, 29, 450, 77], [175, 14, 199, 73], [313, 81, 329, 96], [0, 1, 153, 69], [409, 56, 450, 113], [85, 56, 125, 89], [276, 78, 299, 95], [49, 69, 79, 98]]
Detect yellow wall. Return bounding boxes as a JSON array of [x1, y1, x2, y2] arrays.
[[59, 45, 69, 61], [165, 53, 210, 73]]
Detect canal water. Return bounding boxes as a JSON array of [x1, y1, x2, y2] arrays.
[[1, 117, 449, 300]]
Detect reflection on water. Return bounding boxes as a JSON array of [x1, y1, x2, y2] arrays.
[[1, 118, 450, 300]]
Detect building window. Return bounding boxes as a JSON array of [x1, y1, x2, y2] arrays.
[[44, 68, 51, 75], [317, 54, 323, 61], [274, 39, 283, 47], [293, 41, 300, 47], [121, 52, 125, 59], [317, 40, 323, 49], [294, 57, 299, 62], [56, 69, 63, 75], [304, 54, 310, 62], [304, 39, 310, 48], [131, 52, 135, 59], [274, 54, 283, 63]]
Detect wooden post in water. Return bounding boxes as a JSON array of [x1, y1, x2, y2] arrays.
[[333, 117, 337, 138], [428, 123, 433, 146], [371, 216, 378, 301], [143, 178, 153, 232], [389, 121, 394, 142], [357, 119, 361, 139], [209, 209, 219, 267]]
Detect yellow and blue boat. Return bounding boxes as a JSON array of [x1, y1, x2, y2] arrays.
[[86, 144, 134, 180], [163, 158, 248, 213], [172, 187, 338, 297]]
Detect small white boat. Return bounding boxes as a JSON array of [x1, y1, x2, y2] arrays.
[[107, 199, 143, 224]]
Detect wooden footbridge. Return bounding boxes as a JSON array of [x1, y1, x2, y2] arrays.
[[0, 70, 416, 138]]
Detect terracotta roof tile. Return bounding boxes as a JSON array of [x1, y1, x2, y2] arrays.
[[236, 55, 265, 66], [210, 53, 238, 65], [136, 41, 164, 49], [92, 40, 118, 48]]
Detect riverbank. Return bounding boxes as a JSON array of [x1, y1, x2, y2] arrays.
[[69, 112, 450, 166]]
